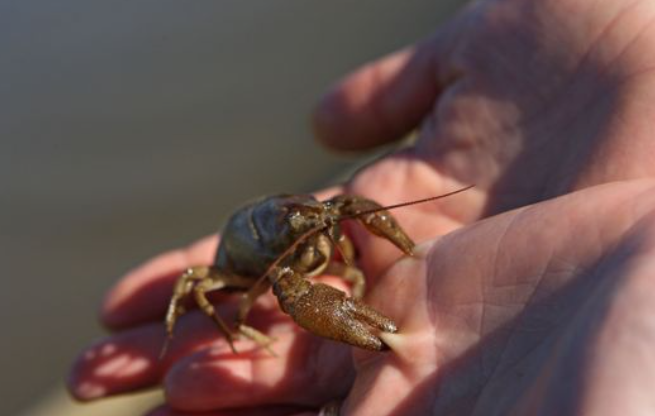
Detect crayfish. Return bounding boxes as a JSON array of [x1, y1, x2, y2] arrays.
[[162, 186, 472, 355]]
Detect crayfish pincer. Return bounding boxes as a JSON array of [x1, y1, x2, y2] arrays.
[[162, 186, 472, 355]]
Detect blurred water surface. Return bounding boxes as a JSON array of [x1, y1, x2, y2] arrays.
[[0, 1, 465, 414]]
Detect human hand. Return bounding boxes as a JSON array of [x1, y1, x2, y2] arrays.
[[338, 179, 655, 415], [315, 0, 655, 279], [68, 181, 655, 416], [69, 0, 655, 414]]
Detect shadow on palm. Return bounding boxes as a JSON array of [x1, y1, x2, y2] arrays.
[[340, 180, 655, 415]]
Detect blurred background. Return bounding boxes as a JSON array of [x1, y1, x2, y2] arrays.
[[1, 1, 465, 415]]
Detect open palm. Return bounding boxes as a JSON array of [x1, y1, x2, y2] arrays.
[[70, 0, 655, 414]]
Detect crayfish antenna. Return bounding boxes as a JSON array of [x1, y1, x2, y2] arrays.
[[336, 184, 475, 221]]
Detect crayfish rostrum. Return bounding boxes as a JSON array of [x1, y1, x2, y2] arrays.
[[163, 186, 472, 355]]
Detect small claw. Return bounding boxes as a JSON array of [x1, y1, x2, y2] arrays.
[[327, 195, 416, 256]]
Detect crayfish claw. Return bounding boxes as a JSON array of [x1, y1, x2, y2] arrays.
[[274, 270, 397, 351], [349, 298, 398, 334]]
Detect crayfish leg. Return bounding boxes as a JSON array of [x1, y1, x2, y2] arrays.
[[238, 325, 277, 356], [162, 266, 250, 357], [236, 280, 271, 326], [324, 262, 366, 299], [163, 266, 210, 357], [193, 278, 238, 353], [234, 280, 278, 354]]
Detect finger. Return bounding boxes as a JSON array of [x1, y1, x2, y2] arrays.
[[313, 39, 441, 151], [102, 235, 218, 330], [314, 185, 344, 201], [70, 312, 223, 401], [71, 276, 349, 403], [162, 276, 354, 412], [70, 299, 286, 401], [146, 403, 314, 416], [164, 323, 354, 412]]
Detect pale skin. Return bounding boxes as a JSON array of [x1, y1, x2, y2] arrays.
[[69, 0, 655, 414]]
